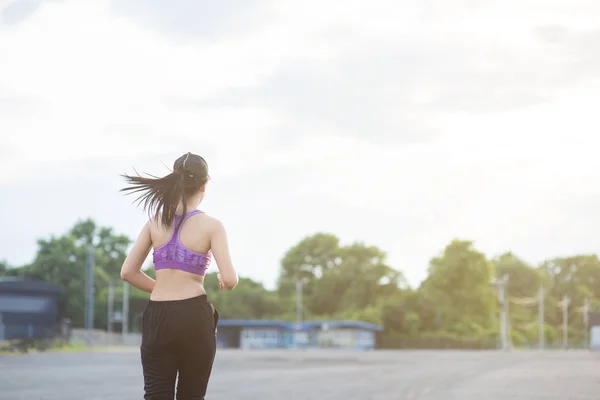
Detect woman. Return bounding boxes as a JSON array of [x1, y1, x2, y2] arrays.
[[119, 152, 238, 399]]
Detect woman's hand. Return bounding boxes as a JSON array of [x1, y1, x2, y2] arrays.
[[217, 274, 225, 290]]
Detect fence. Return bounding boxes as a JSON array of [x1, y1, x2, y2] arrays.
[[379, 335, 498, 350], [70, 329, 141, 346]]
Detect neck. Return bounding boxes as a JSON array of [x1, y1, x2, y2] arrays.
[[176, 198, 202, 214]]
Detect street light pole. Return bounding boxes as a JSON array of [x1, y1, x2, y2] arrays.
[[107, 281, 115, 335], [584, 297, 590, 348], [492, 274, 510, 351], [84, 245, 95, 347], [122, 282, 130, 340], [562, 295, 570, 349], [296, 279, 303, 326], [538, 286, 545, 349]]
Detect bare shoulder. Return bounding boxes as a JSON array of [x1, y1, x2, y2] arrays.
[[147, 216, 161, 231], [201, 213, 226, 232]]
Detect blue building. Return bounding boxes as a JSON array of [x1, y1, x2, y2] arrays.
[[217, 320, 289, 349], [290, 320, 382, 350], [216, 319, 382, 350], [590, 312, 600, 350], [0, 277, 63, 341]]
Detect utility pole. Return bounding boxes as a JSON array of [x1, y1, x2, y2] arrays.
[[107, 281, 115, 335], [538, 286, 545, 350], [562, 295, 570, 349], [295, 279, 303, 326], [504, 283, 510, 350], [493, 274, 510, 351], [84, 245, 95, 347], [0, 313, 4, 341], [506, 291, 511, 350], [122, 282, 130, 339], [583, 297, 590, 348]]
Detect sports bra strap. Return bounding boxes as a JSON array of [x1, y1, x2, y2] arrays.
[[178, 209, 203, 224], [170, 210, 203, 242]]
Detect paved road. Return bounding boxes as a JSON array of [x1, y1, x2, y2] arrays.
[[0, 348, 598, 399]]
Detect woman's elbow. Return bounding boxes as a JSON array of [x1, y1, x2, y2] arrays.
[[120, 269, 133, 282], [223, 275, 239, 290]]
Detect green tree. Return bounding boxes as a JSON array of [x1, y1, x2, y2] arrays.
[[311, 243, 404, 315], [16, 219, 131, 328], [201, 272, 281, 319], [493, 252, 546, 297], [382, 289, 437, 335], [277, 233, 405, 320], [419, 239, 496, 336], [70, 219, 131, 278], [277, 233, 341, 301], [540, 255, 600, 304], [493, 252, 547, 346], [539, 255, 600, 343], [0, 260, 15, 277]]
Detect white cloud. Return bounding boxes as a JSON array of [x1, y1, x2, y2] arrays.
[[0, 0, 360, 183], [1, 0, 600, 288]]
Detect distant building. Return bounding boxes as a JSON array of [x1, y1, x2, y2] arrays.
[[0, 277, 63, 341], [217, 320, 288, 349], [217, 319, 383, 350], [292, 321, 381, 350]]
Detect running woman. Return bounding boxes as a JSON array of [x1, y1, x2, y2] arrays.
[[119, 152, 238, 399]]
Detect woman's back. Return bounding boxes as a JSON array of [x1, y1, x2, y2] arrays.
[[150, 210, 218, 300]]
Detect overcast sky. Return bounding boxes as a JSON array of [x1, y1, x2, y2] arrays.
[[1, 0, 600, 289]]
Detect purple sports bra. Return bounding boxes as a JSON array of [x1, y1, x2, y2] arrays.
[[153, 210, 212, 276]]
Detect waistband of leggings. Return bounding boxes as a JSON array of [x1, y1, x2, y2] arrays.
[[147, 294, 209, 309]]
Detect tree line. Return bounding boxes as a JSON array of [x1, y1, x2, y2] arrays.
[[1, 219, 598, 349]]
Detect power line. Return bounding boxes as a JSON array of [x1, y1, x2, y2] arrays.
[[507, 289, 591, 349]]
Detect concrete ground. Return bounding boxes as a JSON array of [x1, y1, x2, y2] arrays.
[[0, 348, 598, 399]]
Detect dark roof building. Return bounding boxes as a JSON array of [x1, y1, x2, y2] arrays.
[[0, 277, 63, 341]]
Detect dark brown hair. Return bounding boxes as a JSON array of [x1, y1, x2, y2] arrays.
[[120, 153, 209, 232]]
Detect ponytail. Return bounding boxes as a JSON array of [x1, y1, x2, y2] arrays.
[[121, 153, 209, 230], [120, 169, 186, 229]]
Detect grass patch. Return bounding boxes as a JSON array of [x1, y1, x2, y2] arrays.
[[0, 339, 124, 355]]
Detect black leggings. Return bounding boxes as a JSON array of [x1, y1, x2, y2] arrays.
[[140, 295, 219, 400]]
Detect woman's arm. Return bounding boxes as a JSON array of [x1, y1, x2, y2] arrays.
[[120, 221, 155, 293], [210, 219, 238, 290]]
